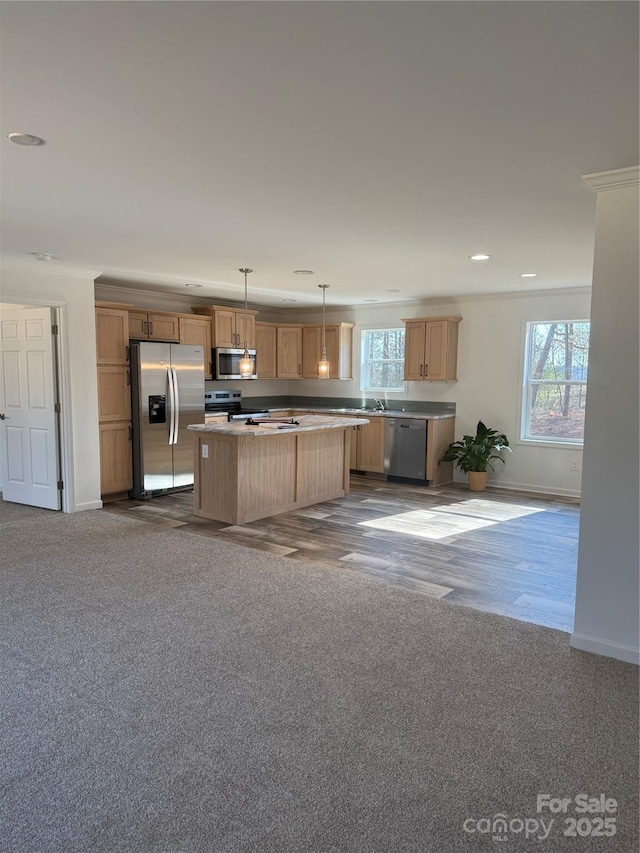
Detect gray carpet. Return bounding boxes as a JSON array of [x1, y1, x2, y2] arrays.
[[1, 504, 637, 852]]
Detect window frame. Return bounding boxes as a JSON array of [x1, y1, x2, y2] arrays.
[[359, 327, 407, 394], [519, 318, 590, 449]]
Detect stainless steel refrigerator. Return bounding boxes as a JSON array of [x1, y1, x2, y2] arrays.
[[130, 342, 205, 499]]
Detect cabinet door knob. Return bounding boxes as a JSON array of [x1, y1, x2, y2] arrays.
[[420, 364, 423, 377], [148, 321, 153, 336], [425, 364, 428, 377], [126, 370, 130, 386], [125, 346, 130, 361]]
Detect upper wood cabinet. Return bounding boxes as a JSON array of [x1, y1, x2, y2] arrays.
[[129, 311, 180, 342], [95, 307, 130, 365], [97, 365, 131, 422], [191, 306, 257, 348], [402, 317, 462, 381], [255, 322, 277, 379], [179, 316, 213, 379], [302, 323, 354, 379], [277, 325, 303, 378]]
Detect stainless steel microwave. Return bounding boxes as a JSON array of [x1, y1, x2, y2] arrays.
[[212, 347, 257, 380]]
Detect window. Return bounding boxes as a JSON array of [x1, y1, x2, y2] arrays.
[[361, 329, 405, 392], [521, 321, 590, 444]]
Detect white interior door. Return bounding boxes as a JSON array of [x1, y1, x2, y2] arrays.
[[0, 307, 60, 509]]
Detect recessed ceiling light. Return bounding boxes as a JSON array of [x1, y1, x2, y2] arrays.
[[363, 299, 378, 303], [283, 298, 297, 302], [184, 283, 202, 288], [8, 132, 44, 146], [519, 273, 538, 278], [293, 270, 314, 275], [470, 254, 492, 261], [385, 289, 401, 293], [32, 252, 53, 261]]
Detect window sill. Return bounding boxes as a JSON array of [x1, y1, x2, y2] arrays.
[[517, 437, 584, 450]]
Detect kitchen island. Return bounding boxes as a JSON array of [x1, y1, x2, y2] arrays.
[[187, 415, 366, 524]]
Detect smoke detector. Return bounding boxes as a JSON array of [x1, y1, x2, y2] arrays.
[[8, 132, 44, 146]]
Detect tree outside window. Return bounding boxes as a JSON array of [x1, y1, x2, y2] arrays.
[[361, 329, 405, 392], [522, 321, 590, 444]]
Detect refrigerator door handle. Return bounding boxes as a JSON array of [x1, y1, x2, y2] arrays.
[[167, 367, 176, 445], [171, 367, 180, 445]]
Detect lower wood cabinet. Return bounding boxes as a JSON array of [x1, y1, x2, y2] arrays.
[[99, 421, 132, 496], [326, 413, 385, 473], [353, 416, 385, 473]]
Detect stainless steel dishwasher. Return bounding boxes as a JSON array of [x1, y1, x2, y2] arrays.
[[384, 418, 428, 480]]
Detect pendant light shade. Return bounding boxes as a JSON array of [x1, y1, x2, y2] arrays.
[[238, 268, 255, 379], [317, 284, 330, 378]]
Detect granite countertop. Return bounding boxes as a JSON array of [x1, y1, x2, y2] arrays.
[[266, 406, 455, 420], [188, 415, 367, 437]]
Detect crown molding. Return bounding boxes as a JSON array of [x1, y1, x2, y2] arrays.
[[583, 166, 639, 193], [93, 281, 270, 313]]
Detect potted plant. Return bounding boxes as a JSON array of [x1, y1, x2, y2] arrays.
[[440, 420, 511, 491]]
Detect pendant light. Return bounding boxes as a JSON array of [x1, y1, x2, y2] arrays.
[[238, 268, 255, 379], [317, 284, 330, 378]]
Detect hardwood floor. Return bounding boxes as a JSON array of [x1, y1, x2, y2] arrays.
[[103, 475, 580, 633]]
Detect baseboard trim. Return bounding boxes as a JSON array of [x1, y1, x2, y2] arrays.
[[489, 481, 581, 499], [570, 632, 639, 665], [68, 500, 103, 513]]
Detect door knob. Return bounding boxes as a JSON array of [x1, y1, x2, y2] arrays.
[[0, 413, 7, 420]]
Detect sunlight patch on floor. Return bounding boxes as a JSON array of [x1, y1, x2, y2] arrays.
[[358, 500, 545, 541]]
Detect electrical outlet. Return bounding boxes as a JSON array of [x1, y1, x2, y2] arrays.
[[202, 444, 209, 459], [570, 459, 579, 472]]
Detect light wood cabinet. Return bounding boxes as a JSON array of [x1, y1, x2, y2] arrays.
[[179, 316, 213, 379], [402, 317, 462, 381], [95, 307, 130, 365], [325, 412, 384, 473], [426, 417, 456, 487], [97, 366, 131, 422], [255, 322, 277, 379], [191, 306, 257, 348], [95, 304, 134, 499], [277, 326, 303, 378], [99, 422, 133, 495], [354, 416, 385, 472], [129, 311, 180, 342], [301, 323, 354, 379]]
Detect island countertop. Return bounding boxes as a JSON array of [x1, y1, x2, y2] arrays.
[[188, 414, 368, 437]]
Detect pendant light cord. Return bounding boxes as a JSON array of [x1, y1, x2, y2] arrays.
[[239, 268, 252, 351]]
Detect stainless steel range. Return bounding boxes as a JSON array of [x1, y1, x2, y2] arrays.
[[204, 388, 268, 421]]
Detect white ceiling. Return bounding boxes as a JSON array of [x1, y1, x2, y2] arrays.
[[1, 2, 638, 307]]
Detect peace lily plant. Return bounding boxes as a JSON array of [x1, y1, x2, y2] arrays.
[[440, 420, 511, 491]]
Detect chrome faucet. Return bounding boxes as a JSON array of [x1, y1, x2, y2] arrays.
[[374, 398, 386, 411]]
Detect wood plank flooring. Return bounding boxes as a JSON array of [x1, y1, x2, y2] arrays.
[[103, 475, 580, 633]]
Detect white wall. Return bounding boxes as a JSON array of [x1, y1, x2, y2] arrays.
[[289, 287, 591, 496], [572, 169, 639, 664], [1, 265, 102, 511]]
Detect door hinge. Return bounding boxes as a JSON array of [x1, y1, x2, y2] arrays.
[[54, 402, 61, 413], [57, 480, 64, 490], [51, 324, 59, 335]]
